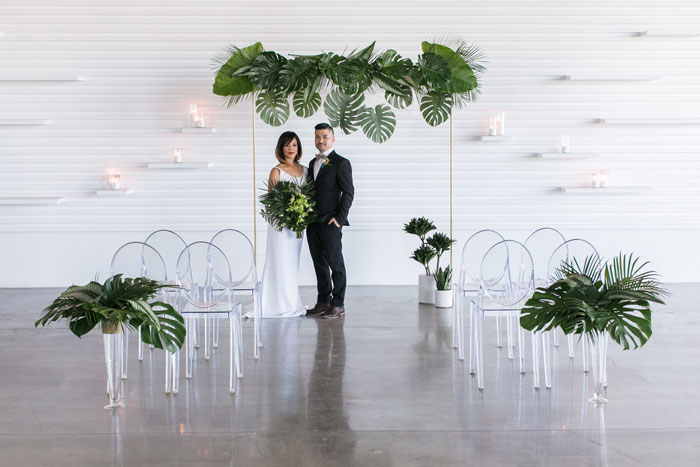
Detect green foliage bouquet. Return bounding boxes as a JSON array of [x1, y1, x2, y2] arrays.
[[260, 180, 317, 238]]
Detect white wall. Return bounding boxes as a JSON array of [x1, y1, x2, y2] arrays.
[[1, 0, 699, 287]]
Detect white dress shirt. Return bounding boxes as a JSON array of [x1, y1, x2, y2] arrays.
[[313, 147, 334, 180]]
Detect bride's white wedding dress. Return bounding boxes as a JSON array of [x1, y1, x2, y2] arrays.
[[259, 166, 308, 318]]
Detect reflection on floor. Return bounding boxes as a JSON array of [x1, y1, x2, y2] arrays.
[[1, 284, 699, 466]]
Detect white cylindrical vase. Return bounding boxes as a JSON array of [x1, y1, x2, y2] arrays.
[[418, 274, 435, 304], [435, 290, 453, 308]]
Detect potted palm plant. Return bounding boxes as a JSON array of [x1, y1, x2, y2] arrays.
[[405, 217, 437, 303], [35, 274, 186, 409], [520, 253, 667, 403], [428, 232, 457, 308]]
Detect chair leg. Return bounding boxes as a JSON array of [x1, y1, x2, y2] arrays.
[[518, 320, 525, 374], [506, 311, 514, 359], [469, 302, 476, 374], [204, 316, 210, 361], [452, 289, 458, 350], [236, 306, 244, 379], [582, 334, 590, 373], [255, 287, 263, 348], [457, 295, 465, 361], [193, 318, 200, 349], [185, 318, 194, 379], [495, 314, 502, 348], [602, 332, 608, 387], [253, 289, 260, 359], [476, 308, 484, 390], [120, 328, 129, 380], [532, 331, 540, 389], [553, 329, 560, 347], [165, 349, 172, 394], [543, 331, 551, 389], [137, 325, 144, 361], [213, 319, 219, 348], [229, 315, 236, 394], [567, 334, 575, 358]]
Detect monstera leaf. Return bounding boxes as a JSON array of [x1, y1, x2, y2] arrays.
[[422, 41, 477, 94], [279, 56, 319, 93], [360, 104, 397, 143], [213, 42, 264, 103], [323, 88, 365, 134], [247, 51, 288, 90], [255, 91, 290, 126], [420, 92, 453, 126], [292, 91, 322, 118], [385, 90, 412, 109]]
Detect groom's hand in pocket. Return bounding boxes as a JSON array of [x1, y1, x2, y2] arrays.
[[328, 218, 341, 229]]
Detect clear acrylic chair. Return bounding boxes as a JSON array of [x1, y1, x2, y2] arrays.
[[110, 242, 167, 382], [468, 240, 541, 390], [524, 227, 567, 377], [176, 241, 243, 393], [453, 229, 506, 354], [547, 238, 603, 380], [210, 229, 262, 359], [144, 229, 188, 394]]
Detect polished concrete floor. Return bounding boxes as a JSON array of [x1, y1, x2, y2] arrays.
[[1, 284, 699, 466]]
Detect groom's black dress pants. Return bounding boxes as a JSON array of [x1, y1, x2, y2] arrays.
[[306, 222, 346, 307]]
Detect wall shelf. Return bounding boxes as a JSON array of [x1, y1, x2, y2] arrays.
[[480, 135, 512, 142], [147, 162, 215, 169], [562, 74, 661, 81], [0, 197, 66, 205], [0, 74, 86, 82], [599, 118, 700, 125], [560, 186, 653, 195], [181, 128, 217, 134], [637, 30, 699, 38], [0, 119, 54, 125], [96, 189, 134, 196], [538, 153, 602, 160]]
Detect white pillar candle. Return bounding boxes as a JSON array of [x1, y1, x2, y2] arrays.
[[488, 117, 497, 136], [591, 172, 600, 188], [189, 104, 198, 127], [498, 112, 505, 135], [599, 169, 609, 187], [173, 147, 183, 163], [109, 174, 121, 190], [561, 134, 571, 153]]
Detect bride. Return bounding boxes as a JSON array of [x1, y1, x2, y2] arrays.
[[259, 131, 308, 318]]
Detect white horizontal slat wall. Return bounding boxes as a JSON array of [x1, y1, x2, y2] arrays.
[[0, 0, 699, 286]]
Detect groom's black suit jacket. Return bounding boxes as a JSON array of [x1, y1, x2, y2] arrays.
[[308, 150, 354, 226]]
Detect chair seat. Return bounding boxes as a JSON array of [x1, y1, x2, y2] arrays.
[[229, 281, 258, 292]]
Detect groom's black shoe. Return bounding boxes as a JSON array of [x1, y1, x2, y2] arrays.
[[321, 306, 345, 319], [307, 303, 331, 316]]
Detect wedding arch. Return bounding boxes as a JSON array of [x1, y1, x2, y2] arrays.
[[211, 37, 486, 265]]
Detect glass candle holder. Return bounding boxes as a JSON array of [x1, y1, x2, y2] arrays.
[[173, 148, 183, 163], [488, 117, 497, 136], [561, 134, 571, 153], [109, 174, 121, 190], [591, 172, 600, 188], [498, 111, 505, 135], [195, 113, 206, 128], [599, 169, 609, 188], [189, 104, 198, 128]]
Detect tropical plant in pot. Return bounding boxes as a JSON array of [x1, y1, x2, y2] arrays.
[[428, 232, 456, 308], [404, 217, 456, 306], [520, 253, 667, 403], [35, 274, 186, 409]]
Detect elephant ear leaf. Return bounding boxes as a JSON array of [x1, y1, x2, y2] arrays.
[[292, 91, 322, 118], [420, 92, 452, 127], [256, 91, 290, 126], [323, 88, 365, 135], [360, 104, 396, 143], [213, 42, 264, 101]]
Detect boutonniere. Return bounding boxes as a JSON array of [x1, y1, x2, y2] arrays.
[[318, 155, 332, 168]]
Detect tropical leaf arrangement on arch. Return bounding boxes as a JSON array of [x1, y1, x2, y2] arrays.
[[212, 37, 486, 143]]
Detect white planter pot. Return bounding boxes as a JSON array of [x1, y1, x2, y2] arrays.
[[418, 274, 435, 304], [435, 289, 453, 308]]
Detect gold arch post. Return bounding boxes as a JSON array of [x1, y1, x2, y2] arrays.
[[251, 98, 258, 265]]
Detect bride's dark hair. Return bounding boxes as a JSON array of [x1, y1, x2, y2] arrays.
[[275, 131, 303, 164]]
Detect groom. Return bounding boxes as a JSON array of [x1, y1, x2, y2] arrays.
[[306, 123, 354, 319]]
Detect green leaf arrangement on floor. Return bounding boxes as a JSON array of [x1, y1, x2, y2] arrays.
[[212, 37, 486, 143], [520, 253, 668, 350], [260, 179, 317, 238], [35, 274, 186, 353]]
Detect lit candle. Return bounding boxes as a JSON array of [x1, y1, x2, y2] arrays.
[[591, 171, 600, 188], [195, 113, 205, 128], [109, 172, 121, 190], [488, 117, 497, 136], [498, 112, 506, 135], [189, 104, 198, 128], [173, 147, 183, 163], [599, 169, 609, 187], [561, 134, 571, 153]]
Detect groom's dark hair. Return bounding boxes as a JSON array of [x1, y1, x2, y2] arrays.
[[315, 122, 334, 135]]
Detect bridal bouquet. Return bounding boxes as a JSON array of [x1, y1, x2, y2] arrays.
[[260, 180, 317, 238]]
